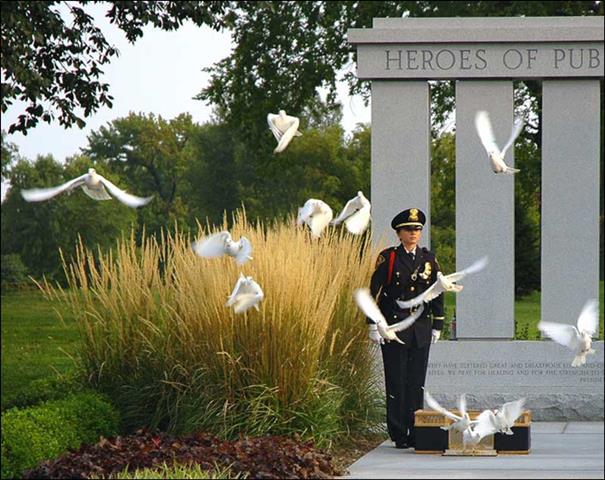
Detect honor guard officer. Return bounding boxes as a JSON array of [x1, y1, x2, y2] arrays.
[[367, 208, 445, 449]]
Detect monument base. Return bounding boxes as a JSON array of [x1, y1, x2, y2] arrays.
[[425, 340, 604, 421]]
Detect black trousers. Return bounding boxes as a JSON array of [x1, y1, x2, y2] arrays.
[[380, 332, 431, 443]]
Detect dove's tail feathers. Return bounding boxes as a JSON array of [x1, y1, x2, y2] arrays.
[[504, 166, 521, 174], [571, 355, 585, 367], [451, 285, 464, 293], [295, 131, 303, 137], [82, 184, 112, 201]]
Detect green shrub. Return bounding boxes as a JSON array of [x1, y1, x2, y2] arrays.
[[1, 254, 29, 290], [1, 392, 119, 479], [1, 371, 85, 411]]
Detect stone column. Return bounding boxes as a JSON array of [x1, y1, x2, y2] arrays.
[[455, 80, 515, 339], [371, 80, 431, 248], [541, 80, 601, 329]]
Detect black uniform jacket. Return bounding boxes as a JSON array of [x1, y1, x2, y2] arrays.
[[368, 244, 445, 348]]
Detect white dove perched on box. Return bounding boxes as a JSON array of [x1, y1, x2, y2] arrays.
[[226, 273, 264, 314], [475, 110, 524, 174], [424, 390, 474, 434], [192, 231, 253, 265], [396, 256, 488, 310], [297, 198, 334, 239], [538, 299, 598, 367], [21, 168, 153, 208], [330, 191, 371, 235], [354, 288, 424, 344], [267, 110, 302, 153], [463, 398, 526, 445]]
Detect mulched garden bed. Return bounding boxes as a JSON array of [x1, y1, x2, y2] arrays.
[[22, 429, 345, 479]]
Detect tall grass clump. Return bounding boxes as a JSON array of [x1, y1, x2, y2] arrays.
[[42, 211, 384, 447]]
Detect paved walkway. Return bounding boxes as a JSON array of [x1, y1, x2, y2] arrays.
[[344, 422, 604, 479]]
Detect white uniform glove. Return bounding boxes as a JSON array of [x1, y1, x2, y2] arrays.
[[368, 324, 385, 345], [431, 329, 441, 344]]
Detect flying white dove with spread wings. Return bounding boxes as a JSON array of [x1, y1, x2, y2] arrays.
[[475, 111, 524, 174], [21, 168, 153, 208], [396, 256, 488, 309], [226, 273, 264, 314], [331, 191, 371, 235], [267, 110, 302, 153], [464, 398, 525, 445], [354, 288, 424, 344], [424, 391, 474, 434], [297, 198, 334, 238], [192, 231, 253, 265], [538, 299, 599, 367]]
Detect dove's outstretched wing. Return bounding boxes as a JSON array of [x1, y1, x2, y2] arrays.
[[274, 117, 300, 153], [332, 196, 363, 225], [98, 174, 154, 208], [424, 390, 462, 422], [576, 299, 598, 336], [344, 206, 371, 235], [226, 273, 248, 307], [228, 275, 264, 313], [232, 291, 264, 314], [234, 236, 253, 265], [21, 174, 88, 202], [267, 113, 284, 142], [354, 288, 388, 331], [309, 203, 333, 238], [468, 410, 499, 442], [501, 398, 525, 427], [475, 111, 500, 155], [192, 231, 231, 258], [387, 304, 424, 333], [395, 280, 443, 309], [500, 116, 524, 158], [459, 394, 467, 416], [297, 200, 316, 225], [538, 321, 580, 351], [447, 256, 489, 282]]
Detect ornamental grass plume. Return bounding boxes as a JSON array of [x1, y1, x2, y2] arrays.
[[42, 210, 385, 446]]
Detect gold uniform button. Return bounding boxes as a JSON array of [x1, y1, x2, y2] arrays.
[[410, 286, 415, 292], [396, 282, 400, 285]]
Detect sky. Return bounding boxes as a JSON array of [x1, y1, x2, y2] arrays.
[[1, 3, 371, 199]]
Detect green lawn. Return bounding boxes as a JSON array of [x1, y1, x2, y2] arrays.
[[1, 284, 603, 407], [1, 289, 79, 407]]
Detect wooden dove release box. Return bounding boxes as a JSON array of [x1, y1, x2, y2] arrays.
[[414, 409, 532, 454]]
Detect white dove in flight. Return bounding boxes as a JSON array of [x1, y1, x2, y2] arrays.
[[21, 168, 153, 208], [538, 299, 598, 367], [267, 110, 302, 153], [297, 198, 334, 238], [192, 231, 253, 265], [226, 273, 264, 314], [464, 398, 525, 445], [424, 391, 474, 434], [354, 288, 424, 344], [475, 110, 524, 174], [396, 256, 488, 309], [331, 191, 371, 235]]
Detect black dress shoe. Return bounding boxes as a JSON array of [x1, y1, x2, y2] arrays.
[[394, 440, 411, 449]]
